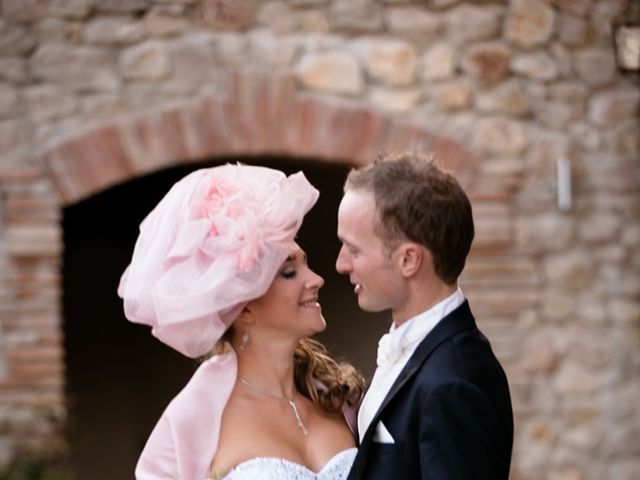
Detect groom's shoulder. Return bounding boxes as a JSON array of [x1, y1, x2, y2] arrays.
[[414, 321, 502, 378]]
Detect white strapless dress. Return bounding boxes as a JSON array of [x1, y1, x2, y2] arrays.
[[220, 447, 357, 480]]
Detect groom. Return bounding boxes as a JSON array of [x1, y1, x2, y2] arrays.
[[336, 152, 513, 479]]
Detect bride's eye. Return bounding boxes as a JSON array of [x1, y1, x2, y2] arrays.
[[280, 268, 296, 279]]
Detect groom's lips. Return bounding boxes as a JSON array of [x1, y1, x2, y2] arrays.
[[354, 284, 362, 294]]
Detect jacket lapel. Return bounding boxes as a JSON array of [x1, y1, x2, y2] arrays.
[[349, 301, 476, 479], [368, 301, 475, 432]]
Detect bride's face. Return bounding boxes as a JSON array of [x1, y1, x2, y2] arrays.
[[246, 243, 326, 338]]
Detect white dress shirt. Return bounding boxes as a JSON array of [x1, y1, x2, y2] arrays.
[[357, 288, 465, 443]]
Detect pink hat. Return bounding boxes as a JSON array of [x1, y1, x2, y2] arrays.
[[118, 164, 319, 358]]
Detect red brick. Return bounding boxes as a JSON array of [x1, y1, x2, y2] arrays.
[[43, 125, 134, 204], [6, 346, 63, 363], [0, 389, 64, 406]]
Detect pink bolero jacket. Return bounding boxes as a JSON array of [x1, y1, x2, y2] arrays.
[[135, 351, 358, 480]]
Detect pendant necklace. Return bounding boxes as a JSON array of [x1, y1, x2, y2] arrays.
[[239, 377, 309, 436]]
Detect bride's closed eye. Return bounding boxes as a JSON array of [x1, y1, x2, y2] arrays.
[[280, 268, 296, 279]]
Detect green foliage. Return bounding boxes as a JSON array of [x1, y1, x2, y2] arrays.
[[0, 454, 71, 480]]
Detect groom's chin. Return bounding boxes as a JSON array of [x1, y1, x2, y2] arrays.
[[357, 297, 383, 313]]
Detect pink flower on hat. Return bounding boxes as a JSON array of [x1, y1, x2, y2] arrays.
[[194, 174, 265, 273]]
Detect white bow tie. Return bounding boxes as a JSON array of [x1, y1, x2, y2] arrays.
[[376, 333, 404, 370]]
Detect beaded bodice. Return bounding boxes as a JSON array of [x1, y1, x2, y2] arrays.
[[220, 447, 357, 480]]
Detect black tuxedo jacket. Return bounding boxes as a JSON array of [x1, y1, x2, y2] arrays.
[[348, 301, 513, 480]]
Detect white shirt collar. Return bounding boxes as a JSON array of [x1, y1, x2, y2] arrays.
[[376, 287, 465, 369]]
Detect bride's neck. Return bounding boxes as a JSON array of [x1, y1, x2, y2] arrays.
[[236, 341, 297, 396]]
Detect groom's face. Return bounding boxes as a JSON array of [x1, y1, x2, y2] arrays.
[[336, 190, 405, 313]]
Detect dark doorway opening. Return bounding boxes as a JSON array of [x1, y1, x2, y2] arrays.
[[63, 157, 387, 479]]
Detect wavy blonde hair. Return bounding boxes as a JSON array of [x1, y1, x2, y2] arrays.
[[212, 334, 364, 414], [293, 338, 364, 413]]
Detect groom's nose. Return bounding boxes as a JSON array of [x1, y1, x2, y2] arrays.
[[335, 245, 351, 274]]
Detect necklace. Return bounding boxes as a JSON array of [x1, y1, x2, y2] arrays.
[[239, 377, 309, 436]]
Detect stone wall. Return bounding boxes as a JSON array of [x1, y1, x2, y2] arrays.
[[0, 0, 639, 479]]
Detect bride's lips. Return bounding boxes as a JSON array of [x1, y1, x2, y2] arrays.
[[354, 284, 362, 294], [300, 298, 321, 308]]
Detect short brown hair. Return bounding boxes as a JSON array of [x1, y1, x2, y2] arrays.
[[345, 151, 474, 285]]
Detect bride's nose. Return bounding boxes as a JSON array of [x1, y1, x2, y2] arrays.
[[305, 269, 324, 290]]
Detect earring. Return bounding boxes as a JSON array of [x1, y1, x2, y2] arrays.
[[238, 330, 249, 352]]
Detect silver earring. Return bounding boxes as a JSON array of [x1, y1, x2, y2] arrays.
[[238, 330, 249, 352]]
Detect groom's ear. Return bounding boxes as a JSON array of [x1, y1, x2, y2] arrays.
[[399, 243, 423, 278]]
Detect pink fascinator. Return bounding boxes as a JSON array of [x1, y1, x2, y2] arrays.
[[118, 164, 319, 358]]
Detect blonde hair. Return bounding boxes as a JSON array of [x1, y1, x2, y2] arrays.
[[293, 338, 364, 413]]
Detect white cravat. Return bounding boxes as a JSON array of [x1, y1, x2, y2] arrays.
[[357, 288, 465, 442]]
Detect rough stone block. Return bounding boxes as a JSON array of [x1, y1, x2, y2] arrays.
[[295, 51, 363, 95], [192, 0, 255, 31], [296, 10, 329, 33], [511, 51, 558, 81], [0, 83, 20, 119], [420, 42, 455, 81], [169, 34, 217, 90], [33, 17, 83, 43], [476, 80, 530, 116], [0, 21, 37, 56], [505, 0, 555, 49], [0, 57, 28, 83], [328, 0, 383, 33], [256, 1, 297, 33], [30, 44, 120, 92], [548, 0, 592, 17], [553, 361, 598, 394], [461, 42, 510, 85], [369, 87, 421, 113], [543, 250, 595, 290], [85, 17, 146, 45], [516, 213, 573, 252], [24, 84, 77, 121], [249, 31, 300, 68], [574, 48, 615, 87], [94, 0, 147, 14], [588, 88, 640, 126], [1, 0, 49, 23], [49, 0, 92, 19], [471, 116, 527, 154], [434, 83, 471, 111], [354, 38, 417, 86], [144, 10, 191, 37], [384, 7, 440, 41], [444, 4, 502, 45], [119, 40, 171, 81], [558, 13, 589, 46]]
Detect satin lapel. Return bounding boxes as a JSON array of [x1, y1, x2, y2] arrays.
[[361, 301, 476, 444], [348, 302, 476, 480]]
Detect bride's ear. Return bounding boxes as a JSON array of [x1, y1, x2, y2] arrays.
[[235, 304, 256, 326]]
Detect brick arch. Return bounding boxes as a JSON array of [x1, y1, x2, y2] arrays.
[[42, 71, 474, 206]]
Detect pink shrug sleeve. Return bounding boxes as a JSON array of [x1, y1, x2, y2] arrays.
[[135, 351, 238, 480]]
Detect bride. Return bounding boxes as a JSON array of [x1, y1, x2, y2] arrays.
[[118, 164, 364, 480]]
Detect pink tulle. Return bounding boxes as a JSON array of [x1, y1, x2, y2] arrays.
[[118, 164, 319, 358]]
